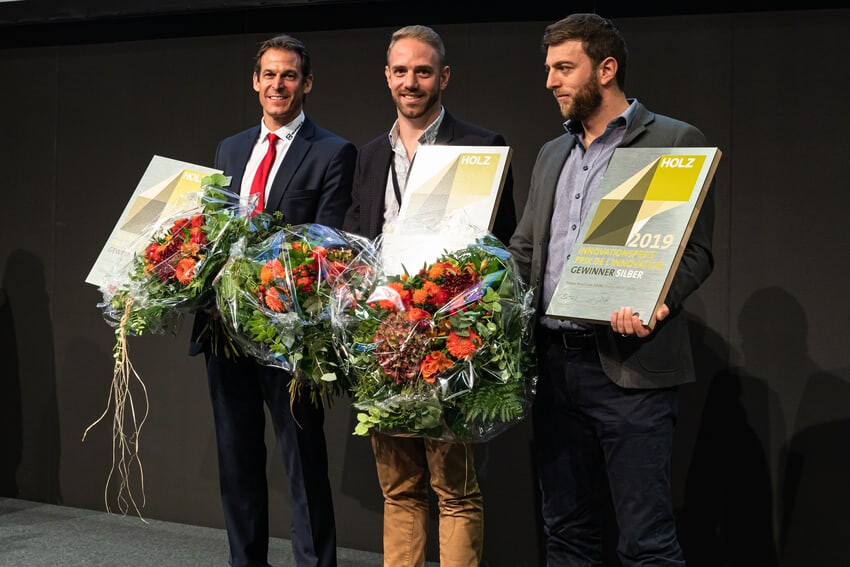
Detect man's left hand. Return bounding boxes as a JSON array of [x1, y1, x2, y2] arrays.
[[610, 304, 669, 338]]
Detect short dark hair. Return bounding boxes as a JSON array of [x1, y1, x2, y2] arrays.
[[542, 13, 628, 90], [254, 34, 312, 78], [387, 25, 447, 67]]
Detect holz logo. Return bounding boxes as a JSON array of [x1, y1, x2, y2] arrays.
[[182, 171, 204, 182], [459, 154, 492, 166], [659, 156, 696, 168]]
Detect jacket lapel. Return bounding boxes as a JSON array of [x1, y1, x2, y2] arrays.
[[229, 126, 260, 193], [264, 118, 313, 213]]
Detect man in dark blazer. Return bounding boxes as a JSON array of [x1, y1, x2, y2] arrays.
[[343, 25, 516, 567], [509, 14, 714, 566], [190, 34, 355, 567]]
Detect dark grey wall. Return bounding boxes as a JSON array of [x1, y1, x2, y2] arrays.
[[1, 9, 848, 566]]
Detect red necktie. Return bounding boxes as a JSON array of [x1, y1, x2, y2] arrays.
[[249, 132, 279, 216]]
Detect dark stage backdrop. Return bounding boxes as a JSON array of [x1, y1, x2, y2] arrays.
[[1, 7, 848, 566]]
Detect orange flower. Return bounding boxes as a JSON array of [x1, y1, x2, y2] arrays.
[[260, 259, 285, 285], [420, 350, 454, 382], [428, 261, 452, 280], [446, 329, 481, 359], [264, 286, 285, 311], [180, 241, 201, 257], [175, 257, 197, 285], [405, 308, 431, 323], [412, 288, 429, 305]]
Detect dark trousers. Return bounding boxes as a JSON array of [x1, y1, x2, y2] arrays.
[[533, 330, 684, 567], [206, 353, 337, 567]]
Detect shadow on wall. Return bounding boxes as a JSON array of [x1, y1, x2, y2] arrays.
[[1, 250, 61, 504], [680, 286, 850, 566], [0, 287, 22, 497], [738, 287, 850, 567], [679, 300, 780, 566]]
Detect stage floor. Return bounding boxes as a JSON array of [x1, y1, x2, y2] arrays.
[[0, 497, 397, 566]]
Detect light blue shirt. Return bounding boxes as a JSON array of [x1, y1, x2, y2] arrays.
[[540, 100, 637, 330]]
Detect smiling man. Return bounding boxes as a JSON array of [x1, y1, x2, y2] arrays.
[[189, 34, 355, 567], [343, 25, 517, 567]]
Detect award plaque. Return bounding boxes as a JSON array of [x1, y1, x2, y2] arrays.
[[545, 147, 722, 329], [382, 145, 512, 274], [85, 155, 220, 287]]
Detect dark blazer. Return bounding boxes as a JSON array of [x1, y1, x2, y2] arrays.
[[189, 116, 356, 354], [509, 100, 715, 389], [343, 111, 516, 242]]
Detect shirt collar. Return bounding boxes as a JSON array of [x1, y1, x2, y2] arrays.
[[388, 106, 445, 148], [260, 110, 306, 141], [563, 98, 635, 136]]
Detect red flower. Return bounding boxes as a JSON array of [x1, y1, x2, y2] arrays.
[[422, 281, 448, 307], [145, 242, 159, 262], [446, 329, 481, 359], [296, 276, 314, 292], [189, 226, 207, 245], [170, 218, 190, 235]]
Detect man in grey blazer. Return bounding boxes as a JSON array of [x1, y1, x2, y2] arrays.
[[190, 34, 355, 567], [509, 14, 714, 566]]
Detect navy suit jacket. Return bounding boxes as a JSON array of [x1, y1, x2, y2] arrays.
[[509, 100, 715, 389], [189, 116, 356, 355], [343, 111, 516, 243]]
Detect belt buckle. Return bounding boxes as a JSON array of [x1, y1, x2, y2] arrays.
[[562, 330, 594, 350]]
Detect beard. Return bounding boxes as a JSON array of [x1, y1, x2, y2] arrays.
[[564, 76, 603, 123], [393, 88, 441, 121]]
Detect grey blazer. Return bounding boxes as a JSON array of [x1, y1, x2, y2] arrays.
[[509, 100, 714, 388]]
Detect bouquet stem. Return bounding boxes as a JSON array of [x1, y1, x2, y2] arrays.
[[83, 298, 149, 521]]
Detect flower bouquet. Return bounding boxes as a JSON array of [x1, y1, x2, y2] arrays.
[[332, 233, 536, 442], [214, 223, 373, 407], [87, 174, 285, 517]]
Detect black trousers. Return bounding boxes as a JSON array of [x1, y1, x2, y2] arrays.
[[205, 352, 337, 567], [533, 329, 684, 566]]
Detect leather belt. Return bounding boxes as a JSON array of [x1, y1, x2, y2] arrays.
[[540, 327, 596, 351]]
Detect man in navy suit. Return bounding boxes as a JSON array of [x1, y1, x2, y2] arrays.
[[190, 34, 355, 567], [343, 25, 516, 567], [510, 14, 714, 565]]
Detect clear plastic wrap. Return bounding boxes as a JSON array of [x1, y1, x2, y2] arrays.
[[97, 181, 277, 337], [214, 223, 373, 406], [331, 231, 537, 443]]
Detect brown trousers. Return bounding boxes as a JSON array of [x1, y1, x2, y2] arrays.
[[371, 433, 484, 566]]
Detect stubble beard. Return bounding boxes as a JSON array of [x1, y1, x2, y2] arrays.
[[395, 89, 440, 121]]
